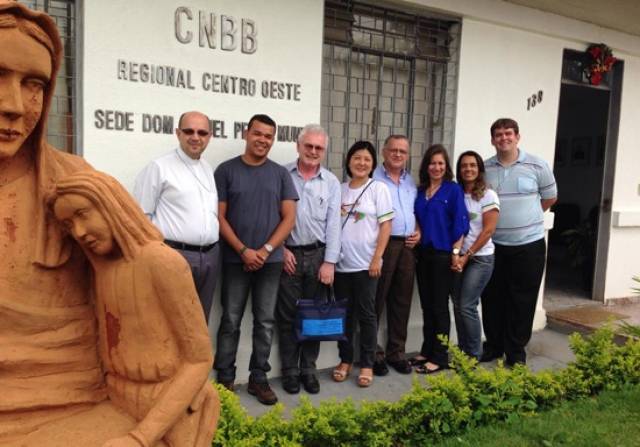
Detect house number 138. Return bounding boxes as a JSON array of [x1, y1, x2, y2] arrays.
[[527, 90, 543, 110]]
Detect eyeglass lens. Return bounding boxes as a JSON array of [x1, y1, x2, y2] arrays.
[[181, 128, 210, 137]]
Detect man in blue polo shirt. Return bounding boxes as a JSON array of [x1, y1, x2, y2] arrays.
[[372, 135, 420, 376], [481, 118, 557, 366]]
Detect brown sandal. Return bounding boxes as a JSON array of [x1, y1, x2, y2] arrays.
[[357, 367, 373, 387], [332, 363, 352, 382]]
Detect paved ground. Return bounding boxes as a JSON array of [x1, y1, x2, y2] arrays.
[[229, 328, 575, 418], [215, 296, 640, 418]]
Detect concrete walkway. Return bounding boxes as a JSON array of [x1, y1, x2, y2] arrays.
[[231, 328, 575, 418]]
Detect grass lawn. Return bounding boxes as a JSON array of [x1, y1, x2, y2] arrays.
[[435, 385, 640, 447]]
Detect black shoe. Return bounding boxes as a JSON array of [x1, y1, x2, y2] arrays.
[[387, 359, 413, 374], [479, 350, 503, 363], [505, 357, 526, 368], [282, 375, 300, 394], [248, 380, 278, 405], [300, 373, 320, 394], [373, 359, 389, 376]]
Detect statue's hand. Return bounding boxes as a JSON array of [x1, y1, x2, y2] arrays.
[[102, 435, 143, 447]]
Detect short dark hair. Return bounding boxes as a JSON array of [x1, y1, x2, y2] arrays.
[[418, 144, 453, 191], [456, 150, 487, 201], [490, 118, 519, 137], [345, 140, 377, 178], [248, 114, 276, 131], [383, 134, 409, 148]]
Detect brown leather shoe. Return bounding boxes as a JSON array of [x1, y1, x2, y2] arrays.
[[218, 380, 235, 392], [248, 380, 278, 405]]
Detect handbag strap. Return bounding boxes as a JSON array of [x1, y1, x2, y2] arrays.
[[313, 283, 335, 304], [341, 179, 374, 229]]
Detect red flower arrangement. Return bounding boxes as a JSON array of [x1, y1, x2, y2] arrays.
[[584, 43, 617, 85]]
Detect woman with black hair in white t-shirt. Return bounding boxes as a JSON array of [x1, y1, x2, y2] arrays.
[[452, 150, 500, 360], [332, 141, 393, 388]]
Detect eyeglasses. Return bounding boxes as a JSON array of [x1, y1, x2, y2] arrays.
[[303, 143, 326, 152], [180, 128, 211, 137]]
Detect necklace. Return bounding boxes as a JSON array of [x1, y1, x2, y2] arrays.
[[176, 149, 213, 193]]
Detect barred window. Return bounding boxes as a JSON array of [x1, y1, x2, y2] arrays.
[[322, 0, 461, 179]]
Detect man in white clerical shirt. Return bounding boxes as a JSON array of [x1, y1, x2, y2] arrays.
[[134, 111, 219, 323]]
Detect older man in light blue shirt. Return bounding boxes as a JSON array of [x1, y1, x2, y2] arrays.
[[277, 124, 341, 395], [371, 135, 420, 376]]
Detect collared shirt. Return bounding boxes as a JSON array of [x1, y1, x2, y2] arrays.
[[285, 161, 341, 264], [485, 149, 557, 246], [414, 180, 469, 251], [373, 164, 417, 236], [133, 148, 219, 246]]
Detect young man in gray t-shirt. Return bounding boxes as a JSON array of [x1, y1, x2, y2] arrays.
[[213, 114, 298, 405]]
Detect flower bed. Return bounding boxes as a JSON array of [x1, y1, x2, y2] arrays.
[[212, 326, 640, 446]]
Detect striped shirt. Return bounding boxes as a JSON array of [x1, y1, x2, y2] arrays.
[[485, 149, 557, 246]]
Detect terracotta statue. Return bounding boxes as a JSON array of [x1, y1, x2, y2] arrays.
[[0, 2, 218, 445], [49, 171, 219, 447]]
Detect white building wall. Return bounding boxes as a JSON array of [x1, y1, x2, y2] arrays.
[[76, 0, 640, 382], [607, 51, 640, 299], [404, 0, 640, 306]]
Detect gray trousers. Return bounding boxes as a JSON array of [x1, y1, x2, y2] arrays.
[[276, 246, 326, 377], [175, 243, 219, 324]]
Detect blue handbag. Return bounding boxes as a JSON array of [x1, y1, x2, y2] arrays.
[[295, 287, 348, 342]]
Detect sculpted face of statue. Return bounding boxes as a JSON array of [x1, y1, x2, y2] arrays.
[[0, 26, 51, 159], [53, 193, 116, 256]]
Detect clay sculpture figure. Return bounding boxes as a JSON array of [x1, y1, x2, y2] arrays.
[[49, 171, 219, 447], [0, 1, 219, 445]]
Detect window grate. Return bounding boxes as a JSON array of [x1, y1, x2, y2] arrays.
[[19, 0, 76, 153], [322, 0, 461, 180]]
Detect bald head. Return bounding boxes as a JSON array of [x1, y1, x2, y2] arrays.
[[175, 111, 212, 160]]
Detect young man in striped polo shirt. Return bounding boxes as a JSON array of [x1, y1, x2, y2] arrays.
[[481, 118, 557, 366]]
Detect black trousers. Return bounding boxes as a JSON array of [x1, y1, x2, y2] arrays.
[[276, 246, 325, 377], [416, 246, 453, 367], [481, 238, 546, 363], [374, 239, 416, 362]]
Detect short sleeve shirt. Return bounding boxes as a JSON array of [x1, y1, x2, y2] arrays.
[[337, 180, 394, 272], [485, 150, 557, 246], [462, 189, 500, 256], [214, 156, 299, 263]]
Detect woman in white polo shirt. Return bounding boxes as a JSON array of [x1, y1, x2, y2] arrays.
[[332, 141, 393, 388], [452, 151, 500, 360]]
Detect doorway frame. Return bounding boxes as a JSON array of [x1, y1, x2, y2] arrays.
[[592, 58, 624, 301], [555, 49, 624, 302]]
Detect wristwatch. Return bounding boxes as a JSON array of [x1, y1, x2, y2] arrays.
[[264, 243, 274, 254], [452, 247, 461, 256]]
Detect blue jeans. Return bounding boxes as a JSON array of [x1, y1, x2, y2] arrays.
[[452, 255, 494, 359], [214, 262, 283, 383]]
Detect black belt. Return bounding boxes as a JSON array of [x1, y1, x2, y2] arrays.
[[390, 235, 407, 241], [286, 241, 326, 250], [165, 239, 217, 252]]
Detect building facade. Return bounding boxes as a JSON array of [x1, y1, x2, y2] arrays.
[[24, 0, 640, 380]]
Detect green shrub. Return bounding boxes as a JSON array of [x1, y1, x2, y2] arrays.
[[212, 326, 640, 446]]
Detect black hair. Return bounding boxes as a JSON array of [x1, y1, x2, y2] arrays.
[[345, 140, 377, 178], [456, 150, 487, 200], [247, 114, 276, 131]]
